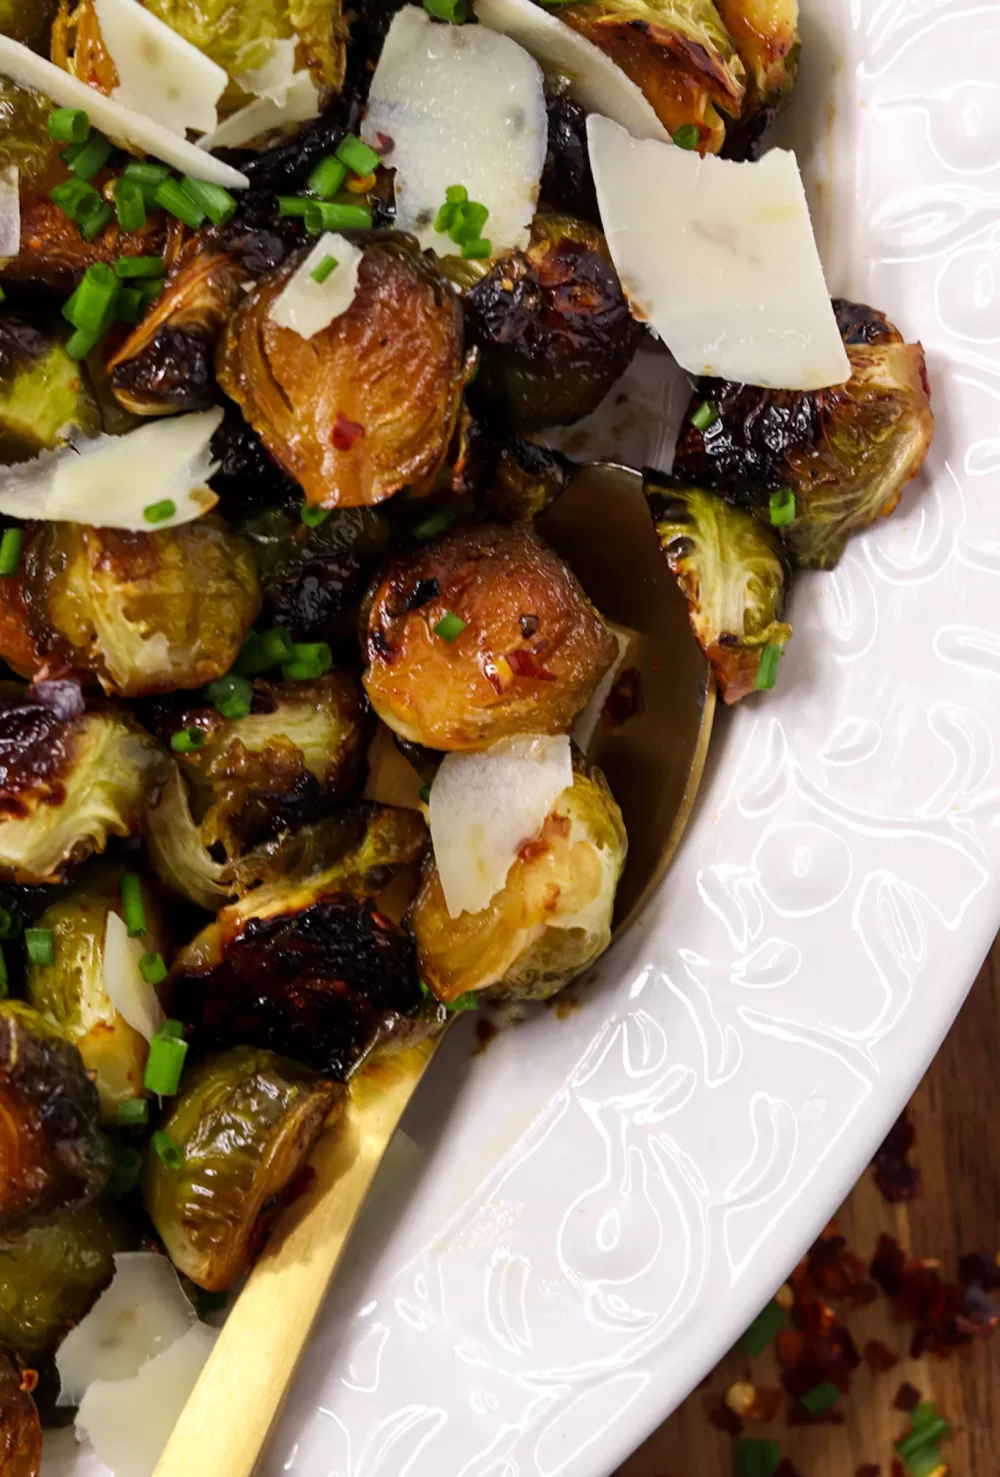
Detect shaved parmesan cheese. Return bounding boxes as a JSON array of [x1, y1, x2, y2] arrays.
[[75, 1323, 217, 1477], [93, 0, 227, 137], [270, 231, 363, 339], [0, 35, 247, 188], [235, 36, 299, 104], [588, 115, 851, 391], [361, 6, 546, 255], [0, 165, 19, 258], [475, 0, 668, 143], [197, 68, 321, 152], [57, 1253, 197, 1405], [0, 407, 222, 530], [430, 734, 572, 918], [103, 911, 164, 1042]]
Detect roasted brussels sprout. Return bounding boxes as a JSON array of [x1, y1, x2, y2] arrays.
[[716, 0, 799, 157], [0, 1346, 40, 1477], [0, 318, 100, 464], [463, 214, 640, 434], [0, 1001, 111, 1229], [362, 522, 617, 750], [142, 1046, 342, 1290], [3, 516, 261, 697], [216, 238, 466, 509], [410, 755, 626, 1002], [223, 798, 424, 896], [144, 764, 230, 912], [25, 866, 167, 1121], [0, 687, 166, 886], [673, 299, 934, 570], [0, 1203, 126, 1356]]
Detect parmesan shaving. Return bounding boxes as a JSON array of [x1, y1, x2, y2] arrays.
[[269, 232, 363, 339], [235, 36, 300, 104], [102, 910, 164, 1043], [93, 0, 228, 137], [197, 68, 321, 152], [0, 165, 19, 258]]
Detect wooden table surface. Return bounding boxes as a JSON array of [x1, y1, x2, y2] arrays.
[[615, 939, 1000, 1477]]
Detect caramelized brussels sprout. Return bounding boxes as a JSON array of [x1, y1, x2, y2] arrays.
[[0, 1204, 126, 1356], [464, 214, 640, 434], [0, 318, 100, 464], [673, 299, 934, 570], [645, 476, 791, 703], [224, 799, 425, 896], [217, 238, 466, 509], [411, 756, 626, 1002], [0, 1346, 40, 1477], [4, 516, 261, 697], [716, 0, 799, 157], [0, 688, 166, 886], [3, 194, 181, 295], [142, 1046, 342, 1290], [144, 764, 231, 912], [25, 866, 167, 1121], [0, 1000, 111, 1229], [362, 522, 617, 750]]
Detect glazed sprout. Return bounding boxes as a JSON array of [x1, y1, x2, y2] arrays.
[[216, 238, 466, 510], [361, 522, 617, 750], [0, 1000, 112, 1229], [673, 299, 934, 570], [0, 688, 166, 887], [0, 1345, 41, 1477], [410, 755, 626, 1003], [0, 1203, 127, 1357], [0, 317, 101, 464], [645, 476, 792, 704], [142, 1046, 342, 1291]]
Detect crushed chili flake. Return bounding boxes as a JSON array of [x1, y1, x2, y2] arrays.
[[872, 1108, 921, 1203], [601, 667, 644, 730], [774, 1462, 806, 1477], [871, 1235, 1000, 1358], [19, 1368, 38, 1394], [957, 1251, 1000, 1292], [891, 1462, 906, 1477], [856, 1465, 881, 1477], [506, 648, 556, 681], [871, 1234, 906, 1297], [864, 1339, 900, 1374], [893, 1382, 922, 1412], [331, 413, 365, 451]]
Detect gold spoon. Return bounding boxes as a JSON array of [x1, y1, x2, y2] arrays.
[[152, 463, 715, 1477]]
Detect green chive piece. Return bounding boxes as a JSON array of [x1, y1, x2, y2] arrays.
[[0, 945, 7, 996], [160, 1018, 185, 1040], [417, 977, 432, 998], [150, 1130, 184, 1169], [116, 1098, 149, 1126], [136, 277, 164, 304], [672, 123, 701, 150], [303, 199, 372, 235], [335, 133, 381, 177], [120, 873, 147, 939], [736, 1438, 781, 1477], [800, 1381, 840, 1414], [413, 508, 457, 540], [144, 1028, 188, 1096], [446, 184, 468, 205], [203, 673, 254, 720], [450, 199, 488, 245], [66, 325, 102, 361], [234, 627, 294, 676], [423, 0, 470, 20], [114, 287, 146, 325], [768, 488, 796, 527], [48, 107, 91, 144], [170, 726, 207, 754], [63, 262, 118, 332], [143, 499, 176, 525], [461, 237, 491, 260], [446, 992, 478, 1012], [0, 286, 5, 304], [434, 611, 466, 642], [154, 177, 206, 230], [690, 400, 719, 432], [139, 951, 168, 985], [180, 176, 238, 226], [24, 928, 54, 965], [740, 1299, 786, 1357], [123, 160, 171, 187], [0, 528, 24, 577], [115, 177, 147, 234], [904, 1447, 945, 1477], [0, 900, 20, 942], [433, 201, 457, 234], [311, 253, 338, 284], [277, 195, 311, 218], [306, 155, 348, 199], [301, 502, 331, 528], [281, 641, 333, 682], [896, 1418, 951, 1463], [79, 200, 114, 241], [66, 131, 113, 181], [50, 176, 101, 222], [114, 254, 164, 278], [106, 1143, 144, 1197], [755, 643, 783, 692], [418, 784, 431, 804], [261, 628, 294, 665]]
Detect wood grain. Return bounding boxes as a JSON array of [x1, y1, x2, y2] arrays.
[[617, 940, 1000, 1477]]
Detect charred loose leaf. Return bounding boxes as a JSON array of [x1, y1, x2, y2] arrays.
[[673, 299, 934, 569], [0, 1345, 41, 1477], [716, 0, 799, 159], [216, 237, 465, 509], [142, 1046, 342, 1291], [0, 317, 101, 464], [0, 1202, 128, 1357], [476, 438, 571, 524], [0, 1001, 112, 1229], [362, 521, 617, 749], [645, 475, 791, 703]]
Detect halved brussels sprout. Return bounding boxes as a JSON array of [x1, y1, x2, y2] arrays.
[[362, 522, 617, 750], [0, 1203, 127, 1356], [463, 214, 640, 434], [142, 1046, 342, 1290], [25, 866, 168, 1121], [0, 688, 166, 886], [0, 1000, 111, 1229], [410, 755, 626, 1002], [716, 0, 799, 157], [645, 475, 791, 703], [0, 317, 100, 464], [0, 1346, 41, 1477], [144, 763, 231, 912], [224, 800, 425, 897], [216, 237, 466, 509], [673, 299, 934, 570]]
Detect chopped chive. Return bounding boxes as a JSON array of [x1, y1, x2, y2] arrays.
[[115, 287, 146, 325], [66, 131, 114, 181], [116, 1098, 149, 1126], [768, 488, 796, 527], [446, 184, 468, 205], [417, 977, 432, 997], [434, 611, 466, 642], [234, 627, 294, 676], [150, 1130, 184, 1169], [79, 200, 114, 241], [306, 155, 348, 199], [66, 325, 102, 361], [0, 902, 20, 942], [672, 123, 701, 149], [0, 528, 23, 577], [301, 502, 331, 527], [203, 673, 254, 720], [136, 277, 164, 304], [800, 1381, 840, 1414], [50, 176, 102, 224], [736, 1438, 781, 1477], [413, 508, 457, 540], [0, 286, 4, 304], [114, 254, 163, 279], [261, 628, 294, 665], [63, 262, 118, 333], [755, 643, 783, 692], [690, 400, 719, 432], [896, 1418, 951, 1463], [434, 201, 457, 234], [120, 873, 146, 938], [144, 1028, 188, 1096], [335, 133, 381, 177], [24, 928, 54, 965], [419, 784, 431, 804], [160, 1018, 185, 1040], [423, 0, 470, 19], [139, 952, 168, 985], [741, 1299, 786, 1357], [450, 199, 488, 245], [446, 992, 478, 1012], [180, 176, 238, 226], [277, 195, 311, 218], [171, 726, 207, 754], [281, 641, 333, 682], [48, 107, 91, 144], [115, 177, 146, 234], [311, 253, 338, 284], [903, 1448, 946, 1477], [461, 237, 491, 259], [154, 178, 206, 230], [0, 945, 6, 997], [106, 1143, 144, 1197], [143, 498, 176, 524], [303, 199, 372, 234], [123, 160, 171, 186]]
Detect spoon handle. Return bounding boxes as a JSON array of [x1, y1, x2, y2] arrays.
[[153, 1033, 443, 1477]]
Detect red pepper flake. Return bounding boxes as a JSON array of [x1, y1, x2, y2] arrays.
[[872, 1108, 921, 1203], [958, 1251, 1000, 1291], [331, 413, 365, 451], [19, 1368, 38, 1394], [891, 1462, 906, 1477], [871, 1234, 906, 1296], [507, 648, 556, 681], [801, 1223, 878, 1307], [601, 667, 644, 731], [871, 1236, 999, 1357], [704, 1391, 743, 1438], [856, 1466, 881, 1477], [893, 1381, 922, 1412], [774, 1462, 806, 1477], [864, 1339, 900, 1373]]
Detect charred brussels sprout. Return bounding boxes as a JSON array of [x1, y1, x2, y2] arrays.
[[362, 522, 617, 750], [464, 215, 639, 435], [673, 299, 934, 570], [0, 688, 166, 886], [411, 757, 626, 1003], [143, 1046, 342, 1290], [217, 238, 466, 510], [0, 1001, 112, 1229], [645, 476, 791, 703], [0, 1346, 41, 1477], [0, 318, 101, 464], [0, 1203, 126, 1356]]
